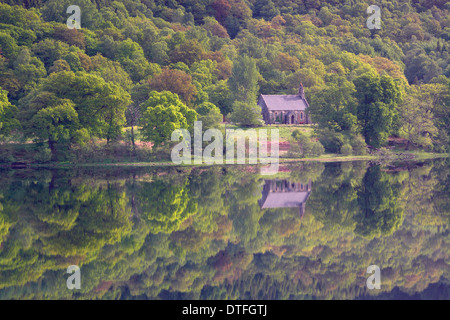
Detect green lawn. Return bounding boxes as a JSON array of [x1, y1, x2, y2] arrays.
[[220, 123, 316, 142]]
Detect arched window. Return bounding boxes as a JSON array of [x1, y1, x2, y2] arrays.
[[300, 112, 303, 120]]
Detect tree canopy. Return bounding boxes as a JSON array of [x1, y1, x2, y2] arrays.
[[0, 0, 447, 155]]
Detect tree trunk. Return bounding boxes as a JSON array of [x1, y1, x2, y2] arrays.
[[48, 140, 57, 161], [131, 124, 136, 153]]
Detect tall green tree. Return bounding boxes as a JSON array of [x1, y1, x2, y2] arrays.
[[29, 101, 84, 159], [228, 101, 262, 127], [0, 87, 9, 131], [353, 73, 402, 147], [228, 55, 259, 104], [0, 87, 18, 137], [309, 79, 357, 132], [400, 88, 438, 150]]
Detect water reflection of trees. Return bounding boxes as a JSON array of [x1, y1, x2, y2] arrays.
[[0, 159, 448, 299], [308, 163, 405, 238]]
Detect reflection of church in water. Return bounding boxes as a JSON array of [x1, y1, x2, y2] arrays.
[[258, 179, 312, 217]]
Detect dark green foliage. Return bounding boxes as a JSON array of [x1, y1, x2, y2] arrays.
[[318, 128, 345, 153], [354, 166, 404, 238], [353, 74, 402, 147], [20, 71, 131, 144]]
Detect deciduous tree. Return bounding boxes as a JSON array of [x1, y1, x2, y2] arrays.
[[228, 55, 259, 104], [354, 73, 402, 147], [228, 101, 262, 127], [148, 68, 197, 105], [140, 91, 197, 147], [22, 71, 131, 141]]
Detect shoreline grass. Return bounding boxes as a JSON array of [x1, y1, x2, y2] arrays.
[[3, 152, 447, 169]]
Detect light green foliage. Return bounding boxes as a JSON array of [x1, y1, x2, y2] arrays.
[[310, 141, 325, 157], [400, 95, 438, 150], [141, 105, 190, 147], [289, 129, 325, 158], [13, 48, 46, 93], [350, 134, 368, 155], [141, 90, 185, 111], [340, 143, 353, 156], [139, 179, 197, 234], [196, 102, 222, 130], [30, 101, 80, 145], [0, 31, 19, 59], [140, 91, 198, 147], [205, 80, 232, 116], [228, 101, 262, 127], [399, 84, 446, 151], [90, 54, 133, 90], [228, 55, 260, 104], [310, 80, 357, 131], [0, 87, 18, 136], [190, 59, 217, 88], [0, 203, 13, 243], [0, 87, 8, 130]]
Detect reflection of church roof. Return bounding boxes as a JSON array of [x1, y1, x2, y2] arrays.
[[260, 191, 310, 208], [258, 179, 312, 217]]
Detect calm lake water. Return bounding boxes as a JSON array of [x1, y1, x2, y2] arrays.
[[0, 159, 448, 300]]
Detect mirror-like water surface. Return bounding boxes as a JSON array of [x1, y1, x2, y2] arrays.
[[0, 160, 448, 299]]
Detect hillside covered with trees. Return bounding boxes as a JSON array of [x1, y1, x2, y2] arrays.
[[0, 0, 449, 162]]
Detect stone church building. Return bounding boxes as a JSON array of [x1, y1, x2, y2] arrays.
[[258, 83, 311, 125]]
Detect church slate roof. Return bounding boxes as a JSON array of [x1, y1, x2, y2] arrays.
[[259, 94, 309, 111], [260, 191, 311, 209]]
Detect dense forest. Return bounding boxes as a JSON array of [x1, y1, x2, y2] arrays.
[[0, 159, 448, 299], [0, 0, 449, 162]]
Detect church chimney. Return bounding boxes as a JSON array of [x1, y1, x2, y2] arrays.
[[298, 82, 305, 99]]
